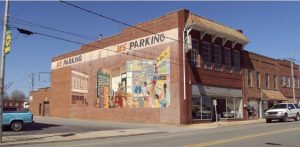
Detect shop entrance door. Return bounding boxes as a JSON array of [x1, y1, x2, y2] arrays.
[[43, 101, 50, 116], [216, 99, 226, 118]]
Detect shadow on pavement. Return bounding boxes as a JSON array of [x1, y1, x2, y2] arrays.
[[266, 142, 300, 147], [3, 122, 61, 132]]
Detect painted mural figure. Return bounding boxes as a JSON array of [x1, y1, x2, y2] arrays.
[[159, 83, 167, 108], [100, 45, 171, 109], [125, 93, 139, 108], [153, 94, 160, 108]]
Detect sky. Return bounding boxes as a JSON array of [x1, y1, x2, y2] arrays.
[[0, 1, 300, 96]]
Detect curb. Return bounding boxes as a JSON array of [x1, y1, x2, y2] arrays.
[[0, 131, 166, 147]]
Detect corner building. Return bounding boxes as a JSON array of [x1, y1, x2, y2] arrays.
[[30, 9, 252, 124]]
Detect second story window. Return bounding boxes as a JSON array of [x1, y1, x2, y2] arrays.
[[286, 76, 291, 87], [224, 48, 231, 73], [274, 75, 277, 90], [203, 42, 212, 69], [256, 72, 260, 88], [280, 75, 286, 86], [248, 70, 252, 87], [265, 74, 270, 89], [233, 50, 240, 68], [190, 39, 199, 67], [233, 50, 241, 74], [214, 45, 222, 71]]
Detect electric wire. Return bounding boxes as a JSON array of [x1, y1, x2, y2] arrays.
[[8, 18, 181, 61], [9, 25, 182, 66], [59, 0, 187, 45]]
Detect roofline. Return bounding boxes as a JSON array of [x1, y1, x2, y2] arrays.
[[52, 9, 188, 62]]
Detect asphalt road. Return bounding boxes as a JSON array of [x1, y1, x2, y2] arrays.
[[3, 116, 156, 136], [18, 119, 300, 147]]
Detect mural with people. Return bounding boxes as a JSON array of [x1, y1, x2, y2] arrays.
[[97, 46, 171, 108]]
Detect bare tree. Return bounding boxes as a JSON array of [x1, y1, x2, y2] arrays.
[[10, 90, 26, 101]]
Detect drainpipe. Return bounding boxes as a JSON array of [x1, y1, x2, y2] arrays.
[[183, 26, 192, 101]]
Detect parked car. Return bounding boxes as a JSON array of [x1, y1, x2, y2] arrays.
[[2, 108, 34, 131], [264, 103, 300, 123]]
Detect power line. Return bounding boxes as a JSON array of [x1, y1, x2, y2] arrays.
[[10, 1, 35, 20], [59, 0, 186, 45], [12, 18, 98, 41], [7, 18, 180, 61], [11, 26, 181, 66]]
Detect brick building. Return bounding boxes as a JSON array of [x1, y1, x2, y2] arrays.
[[243, 51, 300, 119], [29, 9, 299, 124], [29, 87, 51, 116]]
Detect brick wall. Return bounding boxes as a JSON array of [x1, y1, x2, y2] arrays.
[[50, 67, 72, 117], [29, 87, 51, 116], [70, 106, 160, 123], [49, 10, 187, 124]]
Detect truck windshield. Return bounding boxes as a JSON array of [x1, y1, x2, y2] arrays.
[[271, 104, 287, 109]]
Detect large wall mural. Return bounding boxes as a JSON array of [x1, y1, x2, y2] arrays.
[[99, 46, 171, 109]]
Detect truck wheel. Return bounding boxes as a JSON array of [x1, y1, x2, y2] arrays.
[[266, 119, 272, 123], [10, 121, 23, 131], [295, 113, 300, 121], [283, 114, 288, 122]]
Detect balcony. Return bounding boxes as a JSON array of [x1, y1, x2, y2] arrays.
[[214, 64, 222, 72], [204, 62, 212, 70], [225, 65, 232, 73]]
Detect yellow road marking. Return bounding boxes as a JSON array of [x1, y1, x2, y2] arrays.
[[185, 127, 300, 147]]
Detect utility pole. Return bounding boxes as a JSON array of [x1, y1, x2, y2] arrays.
[[290, 52, 296, 103], [30, 73, 35, 91], [0, 0, 9, 143]]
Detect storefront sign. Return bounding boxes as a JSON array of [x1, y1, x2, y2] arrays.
[[51, 28, 178, 70]]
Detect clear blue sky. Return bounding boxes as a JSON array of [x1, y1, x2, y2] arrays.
[[0, 1, 300, 96]]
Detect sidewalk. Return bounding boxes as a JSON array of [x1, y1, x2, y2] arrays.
[[1, 128, 165, 146], [0, 119, 265, 146]]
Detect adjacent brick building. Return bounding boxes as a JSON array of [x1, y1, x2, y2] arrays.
[[243, 51, 300, 120], [29, 87, 51, 116], [29, 9, 300, 124]]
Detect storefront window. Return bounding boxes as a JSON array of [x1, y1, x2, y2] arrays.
[[192, 96, 212, 120], [217, 98, 242, 119], [202, 96, 212, 119], [225, 98, 234, 118], [235, 98, 242, 118]]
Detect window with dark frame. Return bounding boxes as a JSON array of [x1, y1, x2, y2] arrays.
[[190, 38, 200, 67], [233, 50, 241, 74], [256, 72, 260, 88], [286, 76, 291, 87], [265, 73, 269, 89], [214, 45, 222, 71], [274, 75, 277, 90], [248, 70, 252, 87], [203, 42, 212, 69], [224, 48, 231, 73]]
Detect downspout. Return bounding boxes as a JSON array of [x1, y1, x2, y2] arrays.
[[183, 26, 192, 101]]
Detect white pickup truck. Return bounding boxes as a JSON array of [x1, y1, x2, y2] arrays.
[[264, 103, 300, 123]]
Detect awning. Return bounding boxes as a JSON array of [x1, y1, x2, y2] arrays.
[[261, 89, 288, 101], [186, 13, 249, 45]]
